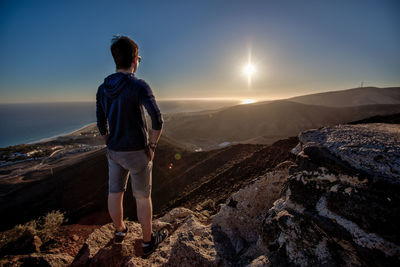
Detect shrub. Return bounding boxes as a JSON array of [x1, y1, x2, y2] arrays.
[[0, 210, 67, 253], [35, 210, 67, 243]]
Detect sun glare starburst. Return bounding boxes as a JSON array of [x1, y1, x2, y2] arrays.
[[243, 63, 255, 87], [243, 50, 256, 87], [244, 64, 255, 76]]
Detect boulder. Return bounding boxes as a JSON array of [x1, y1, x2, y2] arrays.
[[261, 123, 400, 266], [212, 161, 293, 265]]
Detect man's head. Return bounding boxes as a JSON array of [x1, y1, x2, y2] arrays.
[[111, 35, 140, 72]]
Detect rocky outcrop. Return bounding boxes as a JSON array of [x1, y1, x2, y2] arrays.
[[211, 161, 293, 265], [261, 123, 400, 266], [71, 207, 219, 266]]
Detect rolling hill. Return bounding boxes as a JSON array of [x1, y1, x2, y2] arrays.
[[163, 100, 400, 149]]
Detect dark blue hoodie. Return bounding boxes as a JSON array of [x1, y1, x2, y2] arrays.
[[96, 72, 163, 151]]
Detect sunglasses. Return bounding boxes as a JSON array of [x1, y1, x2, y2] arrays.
[[137, 56, 142, 63]]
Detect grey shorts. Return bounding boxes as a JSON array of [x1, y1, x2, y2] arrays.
[[106, 148, 153, 198]]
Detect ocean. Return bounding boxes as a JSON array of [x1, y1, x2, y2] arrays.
[[0, 100, 239, 148]]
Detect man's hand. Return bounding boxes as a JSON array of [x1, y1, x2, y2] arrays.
[[102, 134, 108, 143], [147, 147, 155, 161], [147, 129, 161, 162]]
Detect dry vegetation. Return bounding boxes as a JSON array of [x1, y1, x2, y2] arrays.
[[0, 210, 67, 255]]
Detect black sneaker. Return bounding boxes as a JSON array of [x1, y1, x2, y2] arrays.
[[114, 225, 128, 244], [141, 229, 169, 258]]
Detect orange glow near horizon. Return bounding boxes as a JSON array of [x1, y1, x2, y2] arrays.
[[240, 99, 257, 104]]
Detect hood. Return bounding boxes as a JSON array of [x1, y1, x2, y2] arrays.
[[103, 72, 132, 98]]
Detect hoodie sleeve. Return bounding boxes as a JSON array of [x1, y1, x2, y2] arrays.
[[138, 80, 163, 130], [96, 85, 108, 135]]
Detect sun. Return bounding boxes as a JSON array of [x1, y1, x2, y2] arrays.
[[243, 62, 256, 87], [243, 64, 255, 77]]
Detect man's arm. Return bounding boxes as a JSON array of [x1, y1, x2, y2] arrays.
[[96, 86, 108, 143], [149, 129, 162, 146], [139, 80, 163, 160]]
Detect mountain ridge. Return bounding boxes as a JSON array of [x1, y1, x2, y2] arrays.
[[288, 86, 400, 107]]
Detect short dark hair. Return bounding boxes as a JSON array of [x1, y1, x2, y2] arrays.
[[110, 35, 139, 69]]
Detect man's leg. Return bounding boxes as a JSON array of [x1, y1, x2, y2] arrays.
[[136, 196, 153, 242], [108, 192, 126, 232], [129, 151, 153, 242], [123, 149, 153, 242], [107, 149, 129, 232]]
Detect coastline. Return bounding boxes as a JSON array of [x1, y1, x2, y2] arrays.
[[27, 122, 97, 145], [1, 121, 104, 167], [0, 122, 97, 148]]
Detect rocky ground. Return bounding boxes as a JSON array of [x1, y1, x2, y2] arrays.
[[1, 121, 399, 266]]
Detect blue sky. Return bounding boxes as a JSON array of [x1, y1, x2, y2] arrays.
[[0, 0, 399, 103]]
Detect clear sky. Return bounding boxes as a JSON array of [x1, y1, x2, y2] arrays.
[[0, 0, 399, 103]]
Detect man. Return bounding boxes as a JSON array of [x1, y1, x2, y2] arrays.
[[96, 35, 167, 258]]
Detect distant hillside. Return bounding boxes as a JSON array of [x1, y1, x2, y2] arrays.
[[163, 101, 400, 149], [288, 86, 400, 107]]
